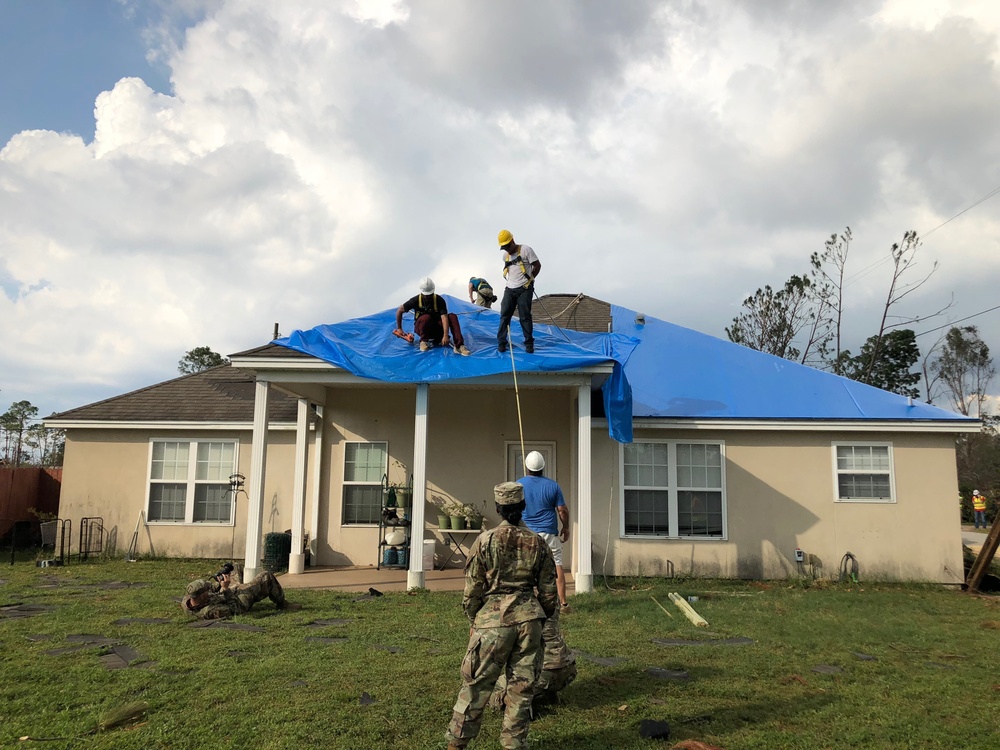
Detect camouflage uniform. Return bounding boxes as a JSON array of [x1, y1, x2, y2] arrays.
[[489, 607, 577, 711], [445, 484, 558, 750], [182, 571, 288, 620]]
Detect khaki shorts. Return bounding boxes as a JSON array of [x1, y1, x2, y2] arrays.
[[538, 533, 563, 567]]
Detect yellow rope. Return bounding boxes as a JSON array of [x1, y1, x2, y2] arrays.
[[507, 324, 527, 476]]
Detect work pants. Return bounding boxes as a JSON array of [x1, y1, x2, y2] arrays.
[[415, 313, 465, 347], [498, 285, 533, 347], [446, 620, 543, 750]]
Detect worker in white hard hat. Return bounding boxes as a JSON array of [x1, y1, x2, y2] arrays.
[[395, 277, 470, 355], [972, 489, 988, 529], [517, 451, 571, 609]]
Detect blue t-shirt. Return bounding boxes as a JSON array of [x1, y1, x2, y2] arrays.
[[517, 475, 565, 535]]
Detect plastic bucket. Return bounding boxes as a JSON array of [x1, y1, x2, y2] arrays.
[[423, 539, 436, 570]]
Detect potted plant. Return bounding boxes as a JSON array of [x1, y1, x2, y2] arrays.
[[466, 506, 483, 530], [394, 484, 412, 510], [430, 496, 452, 529], [446, 499, 467, 530]]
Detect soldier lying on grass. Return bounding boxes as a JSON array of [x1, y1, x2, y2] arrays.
[[181, 570, 301, 620]]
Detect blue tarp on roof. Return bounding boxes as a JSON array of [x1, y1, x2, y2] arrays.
[[276, 296, 639, 442], [611, 303, 976, 422]]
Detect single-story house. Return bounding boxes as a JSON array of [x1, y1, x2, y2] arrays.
[[47, 294, 979, 591]]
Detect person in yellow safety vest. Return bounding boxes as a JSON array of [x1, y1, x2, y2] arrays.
[[496, 229, 541, 354], [972, 489, 988, 530]]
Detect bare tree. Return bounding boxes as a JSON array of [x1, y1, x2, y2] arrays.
[[811, 227, 851, 370]]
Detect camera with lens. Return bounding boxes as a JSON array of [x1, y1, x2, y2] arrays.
[[211, 562, 235, 581]]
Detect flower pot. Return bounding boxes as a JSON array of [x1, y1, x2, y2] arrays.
[[449, 515, 467, 530], [467, 517, 482, 530], [437, 514, 451, 529], [395, 489, 411, 509]]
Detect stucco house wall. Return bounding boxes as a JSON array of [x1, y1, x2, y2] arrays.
[[590, 428, 963, 583]]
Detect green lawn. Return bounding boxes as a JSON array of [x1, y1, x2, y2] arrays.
[[1, 559, 999, 749]]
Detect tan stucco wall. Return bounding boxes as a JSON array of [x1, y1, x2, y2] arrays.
[[59, 428, 301, 560], [590, 428, 963, 583], [316, 386, 574, 567]]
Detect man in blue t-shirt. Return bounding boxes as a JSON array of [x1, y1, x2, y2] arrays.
[[517, 451, 570, 609]]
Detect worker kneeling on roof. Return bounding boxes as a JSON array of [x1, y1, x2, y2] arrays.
[[395, 277, 471, 355]]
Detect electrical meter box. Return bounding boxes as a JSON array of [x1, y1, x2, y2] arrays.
[[794, 547, 805, 562]]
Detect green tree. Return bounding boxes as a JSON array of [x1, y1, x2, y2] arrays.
[[178, 346, 230, 375], [23, 424, 65, 467], [1, 400, 40, 468], [835, 329, 921, 398], [932, 326, 995, 417]]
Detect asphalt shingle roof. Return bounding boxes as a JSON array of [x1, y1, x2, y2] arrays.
[[47, 366, 298, 423]]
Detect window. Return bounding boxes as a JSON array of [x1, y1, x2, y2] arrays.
[[622, 441, 725, 538], [342, 442, 387, 524], [834, 443, 894, 502], [147, 440, 237, 523]]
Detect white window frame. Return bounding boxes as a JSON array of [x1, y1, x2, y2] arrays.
[[832, 441, 896, 503], [505, 441, 557, 481], [341, 441, 388, 526], [145, 438, 239, 526], [619, 440, 727, 540]]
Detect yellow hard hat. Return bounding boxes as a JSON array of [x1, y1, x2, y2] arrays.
[[498, 229, 514, 247]]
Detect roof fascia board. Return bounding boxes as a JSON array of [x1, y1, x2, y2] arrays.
[[254, 371, 605, 388], [596, 418, 980, 434], [230, 357, 335, 370], [43, 420, 299, 431]]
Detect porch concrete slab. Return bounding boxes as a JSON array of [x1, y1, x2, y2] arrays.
[[279, 566, 576, 595]]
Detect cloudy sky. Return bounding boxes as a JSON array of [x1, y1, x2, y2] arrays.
[[3, 0, 1000, 420]]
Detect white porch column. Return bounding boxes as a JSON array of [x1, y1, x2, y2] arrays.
[[309, 404, 324, 563], [288, 398, 309, 575], [575, 383, 593, 593], [408, 383, 430, 590], [244, 380, 270, 581]]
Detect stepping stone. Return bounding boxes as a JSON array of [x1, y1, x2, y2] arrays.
[[186, 621, 265, 632], [853, 652, 878, 661], [113, 618, 171, 626], [290, 680, 309, 688], [359, 692, 376, 705], [647, 667, 689, 681], [306, 637, 348, 645], [373, 644, 401, 653], [25, 634, 53, 642], [44, 644, 93, 656], [307, 619, 351, 627], [408, 635, 440, 642], [225, 650, 252, 661], [100, 645, 143, 670], [812, 665, 842, 674], [652, 637, 753, 647], [1, 604, 57, 618], [67, 634, 119, 644], [571, 650, 628, 667]]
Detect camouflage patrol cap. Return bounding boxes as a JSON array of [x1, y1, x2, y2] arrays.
[[494, 481, 524, 505], [186, 579, 212, 596]]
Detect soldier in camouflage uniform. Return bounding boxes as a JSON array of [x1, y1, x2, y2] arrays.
[[489, 607, 577, 712], [181, 570, 299, 620], [445, 481, 558, 750]]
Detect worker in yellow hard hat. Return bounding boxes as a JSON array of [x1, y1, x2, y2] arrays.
[[496, 229, 541, 354]]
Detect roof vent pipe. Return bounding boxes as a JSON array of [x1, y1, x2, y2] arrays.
[[907, 396, 913, 406], [635, 313, 646, 326]]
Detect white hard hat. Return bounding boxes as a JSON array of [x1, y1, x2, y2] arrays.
[[418, 277, 435, 294], [524, 451, 545, 472], [974, 489, 980, 494]]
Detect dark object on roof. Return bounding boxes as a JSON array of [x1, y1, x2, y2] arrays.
[[48, 365, 297, 423]]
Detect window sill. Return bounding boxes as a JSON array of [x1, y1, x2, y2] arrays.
[[834, 499, 896, 504], [623, 534, 727, 542], [146, 521, 235, 527]]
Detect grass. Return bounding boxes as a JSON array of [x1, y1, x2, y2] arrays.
[[1, 560, 999, 749]]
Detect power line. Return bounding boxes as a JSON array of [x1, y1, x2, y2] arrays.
[[914, 304, 1000, 338]]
